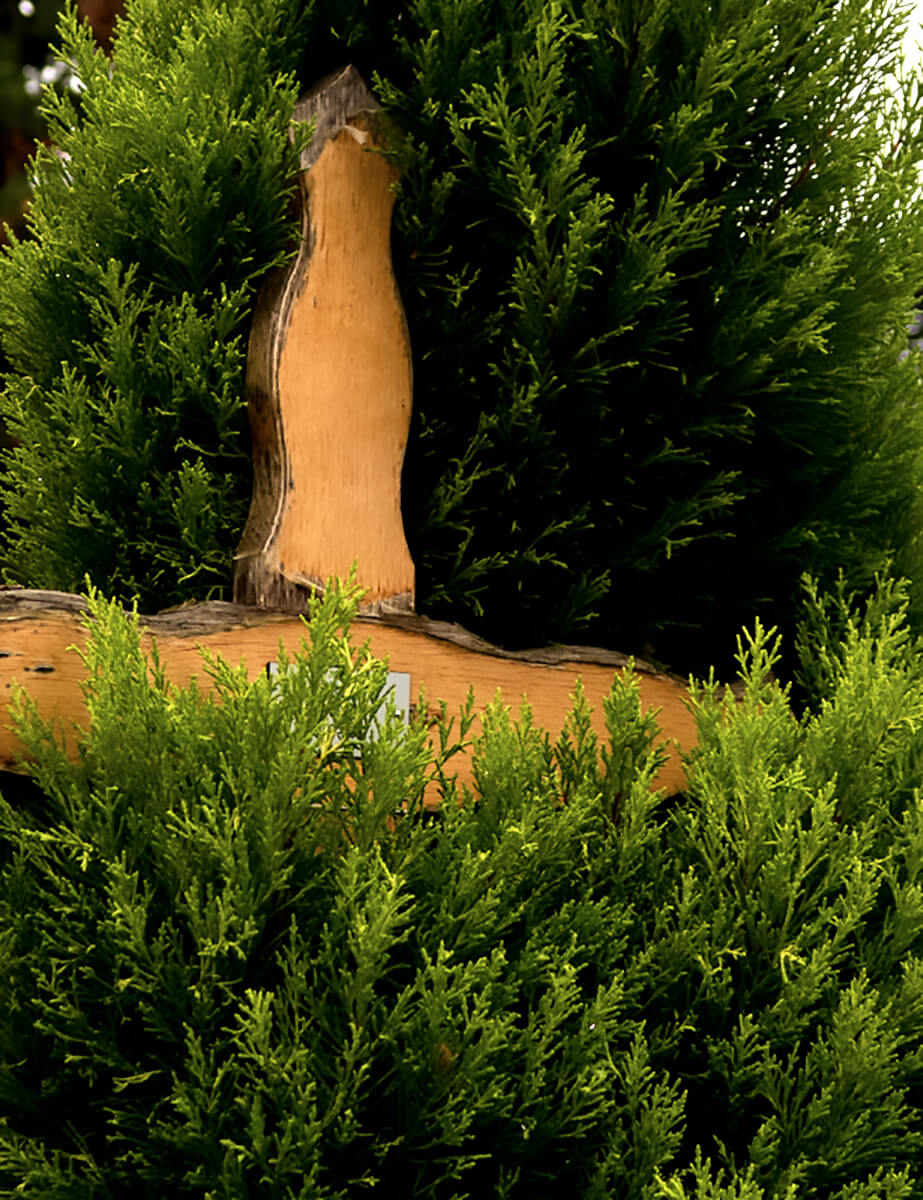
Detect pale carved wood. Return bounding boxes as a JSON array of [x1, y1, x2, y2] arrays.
[[234, 66, 415, 615], [0, 590, 698, 799]]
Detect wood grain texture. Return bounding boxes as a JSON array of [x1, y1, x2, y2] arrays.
[[0, 590, 698, 799], [234, 66, 414, 616]]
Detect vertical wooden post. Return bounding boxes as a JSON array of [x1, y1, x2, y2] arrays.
[[234, 66, 415, 615]]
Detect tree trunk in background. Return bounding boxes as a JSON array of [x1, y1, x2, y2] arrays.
[[77, 0, 124, 53]]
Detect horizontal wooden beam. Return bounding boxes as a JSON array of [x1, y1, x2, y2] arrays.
[[0, 590, 697, 798]]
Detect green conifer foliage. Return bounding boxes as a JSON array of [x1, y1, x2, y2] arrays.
[[1, 577, 923, 1194], [3, 0, 923, 672], [0, 0, 305, 605], [372, 0, 923, 672]]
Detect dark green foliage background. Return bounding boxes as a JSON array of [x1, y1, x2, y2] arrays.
[[0, 0, 307, 602], [2, 577, 923, 1195], [0, 0, 58, 233], [3, 0, 923, 674]]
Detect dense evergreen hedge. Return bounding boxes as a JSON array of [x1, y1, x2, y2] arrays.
[[1, 577, 922, 1195], [3, 1, 923, 673], [0, 0, 306, 603]]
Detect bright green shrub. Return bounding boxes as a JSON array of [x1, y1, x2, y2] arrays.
[[0, 0, 306, 605], [1, 577, 923, 1196], [4, 1, 923, 674]]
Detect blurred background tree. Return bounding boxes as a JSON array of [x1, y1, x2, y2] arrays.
[[0, 0, 121, 476], [1, 0, 53, 249], [1, 0, 121, 247]]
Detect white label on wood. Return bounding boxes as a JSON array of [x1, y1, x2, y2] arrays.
[[266, 661, 410, 753]]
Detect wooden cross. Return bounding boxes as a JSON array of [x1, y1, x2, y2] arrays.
[[0, 68, 697, 799]]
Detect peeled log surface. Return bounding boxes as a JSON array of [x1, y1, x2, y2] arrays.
[[234, 67, 415, 616], [0, 590, 698, 799]]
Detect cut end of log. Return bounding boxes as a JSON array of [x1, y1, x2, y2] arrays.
[[292, 65, 386, 171]]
